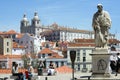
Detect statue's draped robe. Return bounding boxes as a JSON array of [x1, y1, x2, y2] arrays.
[[92, 10, 111, 48]]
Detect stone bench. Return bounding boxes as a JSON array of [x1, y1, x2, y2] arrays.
[[0, 78, 4, 80], [80, 76, 91, 80], [10, 75, 18, 80]]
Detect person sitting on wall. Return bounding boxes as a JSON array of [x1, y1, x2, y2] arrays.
[[47, 61, 56, 75], [110, 54, 118, 74], [12, 62, 25, 80]]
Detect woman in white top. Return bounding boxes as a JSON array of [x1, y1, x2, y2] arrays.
[[12, 63, 25, 80]]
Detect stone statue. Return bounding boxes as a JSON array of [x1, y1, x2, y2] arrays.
[[92, 4, 111, 48]]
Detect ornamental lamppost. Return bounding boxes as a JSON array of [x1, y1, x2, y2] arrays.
[[70, 50, 76, 80]]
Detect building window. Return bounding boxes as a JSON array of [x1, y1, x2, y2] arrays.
[[83, 57, 86, 62], [17, 40, 19, 43], [61, 62, 64, 66], [37, 28, 39, 31], [55, 62, 59, 68], [83, 50, 86, 62], [40, 46, 42, 50], [38, 54, 41, 58], [26, 41, 28, 43], [42, 54, 45, 58], [77, 52, 80, 56], [7, 42, 9, 46], [21, 41, 23, 44], [37, 21, 39, 24], [83, 53, 86, 56], [77, 57, 80, 61], [48, 54, 52, 56], [30, 46, 32, 49], [7, 48, 9, 52]]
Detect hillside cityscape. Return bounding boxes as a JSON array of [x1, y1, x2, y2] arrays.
[[0, 12, 120, 80]]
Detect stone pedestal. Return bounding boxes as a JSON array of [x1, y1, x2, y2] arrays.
[[90, 48, 111, 78]]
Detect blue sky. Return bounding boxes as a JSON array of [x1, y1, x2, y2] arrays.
[[0, 0, 120, 39]]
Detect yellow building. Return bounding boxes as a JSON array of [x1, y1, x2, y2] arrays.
[[0, 35, 12, 55]]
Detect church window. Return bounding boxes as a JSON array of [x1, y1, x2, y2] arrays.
[[37, 21, 39, 24], [21, 22, 24, 26], [21, 41, 23, 44]]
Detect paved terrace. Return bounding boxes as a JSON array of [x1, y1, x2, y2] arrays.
[[0, 66, 120, 80], [0, 72, 120, 80]]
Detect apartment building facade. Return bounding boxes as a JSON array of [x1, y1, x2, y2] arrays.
[[0, 36, 12, 55]]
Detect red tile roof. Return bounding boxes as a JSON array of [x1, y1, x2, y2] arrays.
[[74, 39, 95, 43], [38, 48, 63, 58], [6, 30, 17, 34], [68, 43, 95, 47], [0, 55, 22, 59], [13, 42, 25, 48], [55, 65, 72, 73], [109, 39, 120, 43], [48, 52, 63, 59], [0, 30, 17, 35], [39, 48, 55, 54], [50, 23, 93, 33]]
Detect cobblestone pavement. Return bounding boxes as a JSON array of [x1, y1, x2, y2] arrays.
[[0, 72, 120, 80]]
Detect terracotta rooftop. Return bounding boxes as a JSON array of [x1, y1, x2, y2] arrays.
[[68, 43, 95, 47], [39, 48, 55, 54], [48, 52, 63, 59], [0, 30, 17, 35], [74, 39, 95, 43], [109, 39, 120, 43], [73, 39, 120, 44], [13, 42, 25, 48], [38, 48, 63, 58], [0, 55, 22, 59], [50, 23, 93, 33], [55, 65, 72, 73], [6, 30, 17, 34]]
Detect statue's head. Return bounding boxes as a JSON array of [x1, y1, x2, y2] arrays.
[[97, 4, 103, 12]]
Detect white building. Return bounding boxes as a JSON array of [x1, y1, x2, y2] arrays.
[[12, 42, 25, 55], [14, 33, 45, 54], [67, 39, 95, 72]]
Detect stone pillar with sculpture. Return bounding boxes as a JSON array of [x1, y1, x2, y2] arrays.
[[90, 3, 112, 77]]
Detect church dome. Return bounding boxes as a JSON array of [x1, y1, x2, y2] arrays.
[[21, 14, 28, 22], [33, 12, 40, 21]]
